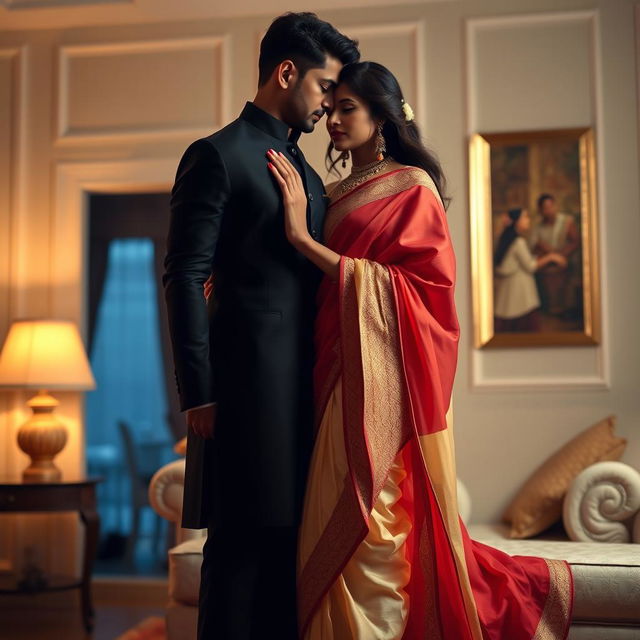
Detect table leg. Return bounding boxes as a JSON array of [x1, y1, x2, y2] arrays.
[[79, 505, 100, 632]]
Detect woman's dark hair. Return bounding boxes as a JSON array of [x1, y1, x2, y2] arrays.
[[326, 61, 448, 207], [494, 208, 524, 267], [258, 13, 360, 86]]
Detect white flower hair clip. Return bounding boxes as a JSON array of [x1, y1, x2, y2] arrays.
[[401, 99, 414, 122]]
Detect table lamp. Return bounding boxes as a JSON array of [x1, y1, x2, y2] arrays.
[[0, 319, 96, 482]]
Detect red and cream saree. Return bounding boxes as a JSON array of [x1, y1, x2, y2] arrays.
[[297, 166, 573, 639]]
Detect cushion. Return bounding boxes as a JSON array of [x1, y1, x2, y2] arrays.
[[502, 416, 627, 538], [169, 536, 205, 605], [563, 461, 640, 543]]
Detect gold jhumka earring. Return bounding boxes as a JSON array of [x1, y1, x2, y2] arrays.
[[375, 124, 386, 161]]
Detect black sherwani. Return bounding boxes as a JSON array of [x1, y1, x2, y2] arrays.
[[163, 102, 326, 638], [164, 102, 326, 530]]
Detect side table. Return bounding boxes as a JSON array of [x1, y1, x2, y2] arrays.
[[0, 476, 101, 632]]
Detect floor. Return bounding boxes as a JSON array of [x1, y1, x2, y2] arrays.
[[0, 582, 168, 640], [95, 527, 170, 578], [0, 604, 166, 640], [1, 479, 174, 638]]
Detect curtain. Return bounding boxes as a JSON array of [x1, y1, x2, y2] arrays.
[[88, 193, 184, 441]]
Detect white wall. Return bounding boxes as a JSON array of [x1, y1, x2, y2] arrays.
[[0, 0, 638, 579]]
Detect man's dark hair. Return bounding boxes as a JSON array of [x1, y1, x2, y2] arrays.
[[537, 193, 555, 209], [258, 12, 360, 86]]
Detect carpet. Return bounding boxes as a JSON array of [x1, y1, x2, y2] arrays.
[[115, 616, 167, 640]]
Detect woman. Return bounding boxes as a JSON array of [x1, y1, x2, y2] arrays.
[[494, 208, 567, 333], [267, 61, 573, 640]]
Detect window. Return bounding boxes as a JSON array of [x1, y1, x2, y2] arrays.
[[86, 237, 173, 576]]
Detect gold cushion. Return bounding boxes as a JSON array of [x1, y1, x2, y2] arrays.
[[503, 416, 627, 538]]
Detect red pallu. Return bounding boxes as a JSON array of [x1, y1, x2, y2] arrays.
[[298, 167, 573, 639]]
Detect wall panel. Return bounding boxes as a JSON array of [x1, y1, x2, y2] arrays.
[[57, 36, 230, 144], [466, 11, 606, 390]]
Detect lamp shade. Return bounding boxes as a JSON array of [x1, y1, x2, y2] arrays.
[[0, 319, 95, 390]]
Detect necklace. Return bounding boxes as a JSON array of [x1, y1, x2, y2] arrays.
[[333, 156, 392, 198]]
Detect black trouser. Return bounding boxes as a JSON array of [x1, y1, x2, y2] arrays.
[[197, 523, 299, 640]]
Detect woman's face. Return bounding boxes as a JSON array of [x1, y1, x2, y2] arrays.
[[326, 84, 378, 152], [515, 209, 531, 234]]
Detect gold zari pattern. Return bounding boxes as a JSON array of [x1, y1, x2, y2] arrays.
[[533, 559, 573, 640], [325, 166, 443, 242], [352, 258, 410, 499], [330, 157, 393, 199]]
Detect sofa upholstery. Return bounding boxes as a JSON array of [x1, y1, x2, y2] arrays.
[[149, 459, 640, 640]]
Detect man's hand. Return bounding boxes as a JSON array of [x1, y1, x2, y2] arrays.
[[204, 274, 214, 301], [186, 404, 217, 439]]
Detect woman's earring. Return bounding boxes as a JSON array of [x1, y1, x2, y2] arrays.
[[375, 124, 386, 161], [340, 150, 350, 169]]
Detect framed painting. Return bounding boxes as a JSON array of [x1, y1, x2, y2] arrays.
[[469, 128, 601, 348]]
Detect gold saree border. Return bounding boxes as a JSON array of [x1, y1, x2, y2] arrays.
[[325, 167, 443, 243], [354, 258, 412, 499], [341, 257, 371, 512], [298, 257, 367, 634], [298, 256, 412, 635], [297, 479, 366, 634], [533, 559, 573, 640]]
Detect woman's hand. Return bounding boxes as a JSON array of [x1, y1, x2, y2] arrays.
[[548, 252, 568, 268], [266, 148, 341, 280], [267, 149, 310, 247], [537, 252, 568, 269]]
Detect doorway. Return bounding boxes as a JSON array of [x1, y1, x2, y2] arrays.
[[85, 193, 183, 576]]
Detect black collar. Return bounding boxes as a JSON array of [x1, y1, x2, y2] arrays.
[[239, 102, 302, 144]]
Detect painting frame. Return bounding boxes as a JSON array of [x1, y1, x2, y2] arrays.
[[469, 127, 601, 348]]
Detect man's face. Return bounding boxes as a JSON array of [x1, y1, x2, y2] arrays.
[[282, 55, 342, 133], [541, 198, 557, 220]]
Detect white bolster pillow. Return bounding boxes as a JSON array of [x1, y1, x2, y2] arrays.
[[457, 478, 472, 525], [563, 461, 640, 543], [148, 459, 186, 523]]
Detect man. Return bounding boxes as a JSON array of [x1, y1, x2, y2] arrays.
[[163, 12, 359, 639], [530, 193, 580, 316]]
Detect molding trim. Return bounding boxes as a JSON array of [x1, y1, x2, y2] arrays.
[[470, 351, 610, 393], [0, 44, 27, 576], [465, 10, 609, 390], [51, 157, 177, 332], [0, 44, 27, 322], [465, 10, 598, 134], [55, 35, 231, 145], [2, 0, 130, 7], [636, 4, 640, 240]]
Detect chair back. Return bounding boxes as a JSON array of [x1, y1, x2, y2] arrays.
[[118, 419, 139, 481]]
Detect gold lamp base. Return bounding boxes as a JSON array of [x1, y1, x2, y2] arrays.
[[17, 390, 67, 483]]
